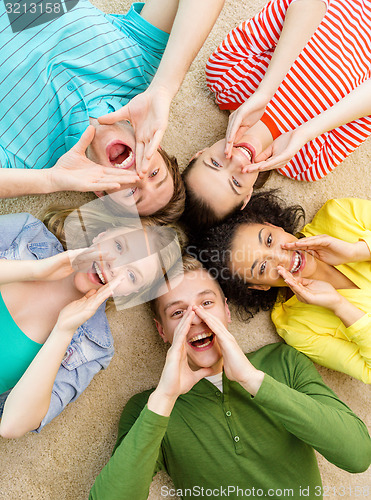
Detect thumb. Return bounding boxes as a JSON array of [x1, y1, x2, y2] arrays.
[[195, 367, 215, 381], [74, 125, 96, 154], [255, 144, 273, 163]]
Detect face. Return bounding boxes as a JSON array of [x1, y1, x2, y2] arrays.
[[230, 223, 319, 289], [186, 139, 259, 218], [74, 227, 160, 296], [87, 120, 174, 215], [155, 269, 231, 373]]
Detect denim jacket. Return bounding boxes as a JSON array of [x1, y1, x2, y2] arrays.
[[0, 213, 114, 432]]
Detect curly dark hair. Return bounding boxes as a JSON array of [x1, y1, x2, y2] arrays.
[[181, 158, 271, 232], [187, 190, 305, 321]]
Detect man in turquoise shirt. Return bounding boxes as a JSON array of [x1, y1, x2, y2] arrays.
[[90, 257, 371, 499], [0, 0, 224, 220]]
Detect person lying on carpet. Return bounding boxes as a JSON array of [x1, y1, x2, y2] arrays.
[[182, 0, 371, 229], [0, 0, 224, 223], [90, 256, 371, 499], [0, 200, 182, 438], [195, 193, 371, 383]]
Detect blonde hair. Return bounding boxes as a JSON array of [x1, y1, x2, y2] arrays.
[[40, 200, 186, 309]]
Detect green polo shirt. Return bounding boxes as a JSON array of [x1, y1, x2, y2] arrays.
[[90, 343, 371, 500]]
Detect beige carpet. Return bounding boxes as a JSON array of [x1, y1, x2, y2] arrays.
[[1, 0, 370, 498]]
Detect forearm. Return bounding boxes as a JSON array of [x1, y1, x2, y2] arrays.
[[149, 0, 224, 98], [0, 259, 40, 285], [0, 169, 53, 198], [295, 78, 371, 143], [257, 0, 326, 101], [254, 373, 371, 472], [90, 405, 168, 500], [0, 327, 73, 438]]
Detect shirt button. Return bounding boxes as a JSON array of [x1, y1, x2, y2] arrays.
[[226, 411, 231, 417], [215, 392, 221, 397], [234, 436, 240, 442], [67, 83, 74, 91]]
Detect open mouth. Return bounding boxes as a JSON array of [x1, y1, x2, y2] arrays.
[[106, 141, 134, 169], [88, 261, 107, 285], [188, 332, 215, 350], [235, 143, 256, 163], [289, 251, 305, 274]]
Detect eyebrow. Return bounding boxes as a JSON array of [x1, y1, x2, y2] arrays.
[[136, 166, 169, 206], [163, 289, 217, 314], [203, 160, 239, 196], [250, 228, 264, 278]]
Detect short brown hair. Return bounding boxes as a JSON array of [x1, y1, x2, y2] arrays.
[[149, 254, 225, 321], [149, 149, 186, 225], [181, 158, 271, 231]]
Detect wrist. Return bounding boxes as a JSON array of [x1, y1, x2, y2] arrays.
[[148, 389, 177, 417], [331, 294, 348, 316], [148, 78, 178, 101], [43, 167, 59, 194], [238, 369, 265, 397], [353, 240, 371, 262]]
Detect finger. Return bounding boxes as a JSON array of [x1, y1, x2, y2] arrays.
[[172, 308, 195, 347], [145, 130, 163, 161], [254, 145, 274, 164], [194, 306, 230, 340], [74, 126, 96, 154], [135, 142, 146, 176], [225, 116, 240, 158], [98, 108, 129, 125], [83, 182, 122, 192]]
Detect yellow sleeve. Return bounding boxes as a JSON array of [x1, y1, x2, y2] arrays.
[[275, 312, 371, 384], [303, 198, 371, 254]]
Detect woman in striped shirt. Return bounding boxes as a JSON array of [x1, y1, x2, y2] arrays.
[[182, 0, 371, 229]]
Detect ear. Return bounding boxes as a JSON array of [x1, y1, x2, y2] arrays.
[[189, 148, 207, 162], [224, 298, 232, 323], [94, 191, 105, 198], [240, 187, 254, 210], [154, 319, 168, 343], [247, 284, 271, 291]]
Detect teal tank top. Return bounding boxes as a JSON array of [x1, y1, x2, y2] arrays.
[[0, 291, 43, 393]]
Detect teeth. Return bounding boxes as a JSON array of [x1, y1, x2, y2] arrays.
[[94, 262, 106, 284], [189, 332, 210, 343], [236, 146, 253, 161], [290, 252, 302, 273], [113, 150, 133, 168]]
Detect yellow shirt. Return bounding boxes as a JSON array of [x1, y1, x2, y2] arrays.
[[271, 198, 371, 383]]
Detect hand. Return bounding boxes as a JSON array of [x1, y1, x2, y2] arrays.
[[225, 92, 269, 158], [277, 266, 342, 311], [54, 277, 120, 335], [244, 128, 308, 173], [98, 86, 172, 175], [281, 235, 365, 266], [156, 308, 214, 400], [49, 126, 140, 193], [31, 248, 113, 282], [194, 306, 264, 395]]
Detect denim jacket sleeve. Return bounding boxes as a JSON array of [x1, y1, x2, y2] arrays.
[[33, 302, 114, 432]]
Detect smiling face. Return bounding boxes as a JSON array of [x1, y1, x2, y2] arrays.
[[230, 223, 318, 289], [74, 227, 160, 297], [87, 120, 174, 215], [185, 139, 259, 218], [155, 268, 230, 374]]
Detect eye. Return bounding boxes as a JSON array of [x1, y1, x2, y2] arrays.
[[124, 187, 136, 198], [171, 309, 184, 318], [201, 300, 213, 307], [259, 261, 267, 275], [127, 269, 136, 283], [211, 158, 221, 168], [232, 177, 241, 187], [149, 169, 159, 178], [115, 240, 123, 252], [267, 234, 272, 246]]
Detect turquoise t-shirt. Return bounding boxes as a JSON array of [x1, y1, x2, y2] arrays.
[[0, 0, 169, 169], [0, 292, 43, 393]]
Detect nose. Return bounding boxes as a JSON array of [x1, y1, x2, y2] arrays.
[[270, 247, 292, 269], [191, 311, 203, 325]]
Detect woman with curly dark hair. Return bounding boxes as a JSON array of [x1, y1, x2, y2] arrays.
[[192, 192, 371, 384]]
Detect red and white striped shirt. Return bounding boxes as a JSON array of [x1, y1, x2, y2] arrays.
[[206, 0, 371, 181]]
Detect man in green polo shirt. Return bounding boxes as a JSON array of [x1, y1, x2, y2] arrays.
[[90, 257, 371, 500]]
